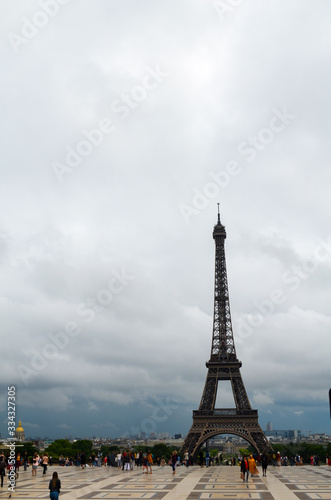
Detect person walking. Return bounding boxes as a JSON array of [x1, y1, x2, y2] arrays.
[[240, 455, 249, 482], [49, 471, 61, 499], [184, 450, 189, 467]]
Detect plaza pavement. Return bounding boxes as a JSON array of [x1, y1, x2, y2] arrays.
[[1, 462, 331, 500]]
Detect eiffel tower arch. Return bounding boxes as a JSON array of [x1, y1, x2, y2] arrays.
[[181, 209, 272, 458]]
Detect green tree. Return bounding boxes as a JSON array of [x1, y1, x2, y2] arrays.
[[151, 443, 171, 460], [298, 443, 325, 463], [72, 440, 93, 456], [46, 439, 73, 460]]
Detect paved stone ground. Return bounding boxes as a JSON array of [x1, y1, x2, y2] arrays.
[[1, 464, 331, 500]]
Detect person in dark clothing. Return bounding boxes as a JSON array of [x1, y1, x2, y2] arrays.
[[49, 471, 61, 499], [0, 455, 6, 488], [261, 454, 268, 477], [171, 451, 177, 475], [80, 452, 86, 469], [23, 452, 29, 471], [199, 450, 204, 467]]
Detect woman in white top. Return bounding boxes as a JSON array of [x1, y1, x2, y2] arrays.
[[32, 453, 39, 476]]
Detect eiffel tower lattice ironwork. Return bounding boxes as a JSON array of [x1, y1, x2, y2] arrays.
[[181, 210, 272, 457]]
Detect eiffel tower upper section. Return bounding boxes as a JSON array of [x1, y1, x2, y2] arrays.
[[198, 208, 252, 413], [210, 208, 237, 362]]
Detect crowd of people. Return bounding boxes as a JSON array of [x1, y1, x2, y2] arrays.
[[1, 447, 330, 485], [1, 446, 331, 498], [55, 450, 168, 471]]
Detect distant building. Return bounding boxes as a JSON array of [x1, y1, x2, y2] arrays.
[[266, 421, 273, 431], [15, 420, 25, 442], [265, 429, 302, 440]]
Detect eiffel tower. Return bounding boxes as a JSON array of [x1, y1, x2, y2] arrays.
[[181, 208, 272, 457]]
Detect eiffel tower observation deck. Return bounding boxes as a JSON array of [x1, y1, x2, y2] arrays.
[[181, 208, 272, 458]]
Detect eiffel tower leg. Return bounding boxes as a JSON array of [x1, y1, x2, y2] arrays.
[[180, 430, 202, 458], [251, 429, 273, 455]]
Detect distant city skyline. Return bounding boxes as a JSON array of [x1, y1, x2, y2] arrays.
[[2, 418, 330, 444]]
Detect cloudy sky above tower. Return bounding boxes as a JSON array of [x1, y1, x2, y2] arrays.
[[1, 0, 331, 440]]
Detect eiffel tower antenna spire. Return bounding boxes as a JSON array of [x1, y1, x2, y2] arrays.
[[217, 202, 221, 224], [180, 214, 272, 458]]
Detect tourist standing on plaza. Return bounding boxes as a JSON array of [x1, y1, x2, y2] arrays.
[[184, 450, 189, 467], [261, 454, 268, 477], [130, 452, 135, 470], [42, 454, 49, 475], [32, 452, 40, 477], [0, 453, 6, 488], [248, 455, 258, 476], [240, 455, 249, 482], [116, 451, 122, 469], [205, 450, 210, 467], [80, 452, 86, 469], [142, 454, 148, 473], [199, 450, 204, 467], [24, 451, 29, 471], [171, 451, 177, 475], [124, 452, 130, 471], [49, 471, 61, 499], [147, 451, 153, 474]]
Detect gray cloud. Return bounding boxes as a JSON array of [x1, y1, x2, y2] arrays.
[[1, 0, 331, 439]]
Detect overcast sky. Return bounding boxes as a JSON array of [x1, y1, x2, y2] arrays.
[[1, 0, 331, 441]]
